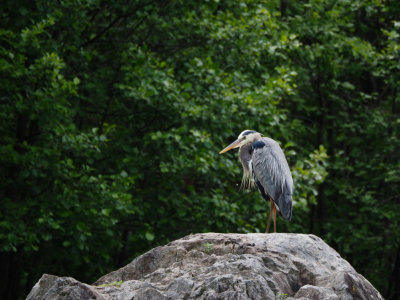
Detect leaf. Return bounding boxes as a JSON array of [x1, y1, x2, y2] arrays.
[[145, 232, 155, 241]]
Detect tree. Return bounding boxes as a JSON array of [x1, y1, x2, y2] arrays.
[[1, 0, 398, 299]]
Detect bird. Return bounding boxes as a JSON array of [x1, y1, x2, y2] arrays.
[[219, 130, 293, 233]]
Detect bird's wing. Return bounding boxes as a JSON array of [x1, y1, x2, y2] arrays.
[[251, 138, 293, 220]]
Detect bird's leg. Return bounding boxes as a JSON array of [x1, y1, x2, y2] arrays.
[[273, 202, 277, 233], [265, 198, 274, 233]]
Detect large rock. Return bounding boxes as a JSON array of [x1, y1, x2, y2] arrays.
[[27, 233, 383, 300]]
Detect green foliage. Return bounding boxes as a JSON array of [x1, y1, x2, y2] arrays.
[[292, 146, 329, 209], [0, 0, 399, 299], [278, 292, 289, 299], [97, 280, 123, 288]]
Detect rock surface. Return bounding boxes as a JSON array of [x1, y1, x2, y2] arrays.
[[27, 233, 383, 300]]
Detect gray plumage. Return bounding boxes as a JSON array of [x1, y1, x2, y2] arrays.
[[238, 143, 255, 190], [219, 130, 294, 230], [251, 137, 293, 221]]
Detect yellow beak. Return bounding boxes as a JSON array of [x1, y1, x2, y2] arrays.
[[219, 137, 245, 154]]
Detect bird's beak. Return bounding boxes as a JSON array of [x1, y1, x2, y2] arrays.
[[219, 137, 245, 154]]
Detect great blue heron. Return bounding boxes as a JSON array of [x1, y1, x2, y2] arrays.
[[219, 130, 293, 233]]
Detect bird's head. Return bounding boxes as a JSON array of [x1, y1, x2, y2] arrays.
[[219, 130, 262, 154]]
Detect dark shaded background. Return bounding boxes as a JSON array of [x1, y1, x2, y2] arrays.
[[1, 0, 399, 299]]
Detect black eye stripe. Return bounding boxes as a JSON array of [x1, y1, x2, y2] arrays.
[[242, 130, 255, 136]]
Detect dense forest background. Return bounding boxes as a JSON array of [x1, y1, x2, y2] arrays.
[[1, 0, 399, 299]]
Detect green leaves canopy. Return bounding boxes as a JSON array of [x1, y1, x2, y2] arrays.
[[0, 0, 399, 299]]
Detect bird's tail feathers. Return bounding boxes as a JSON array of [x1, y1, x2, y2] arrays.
[[277, 194, 292, 221]]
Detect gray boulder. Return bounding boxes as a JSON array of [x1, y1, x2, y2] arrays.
[[26, 233, 383, 300]]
